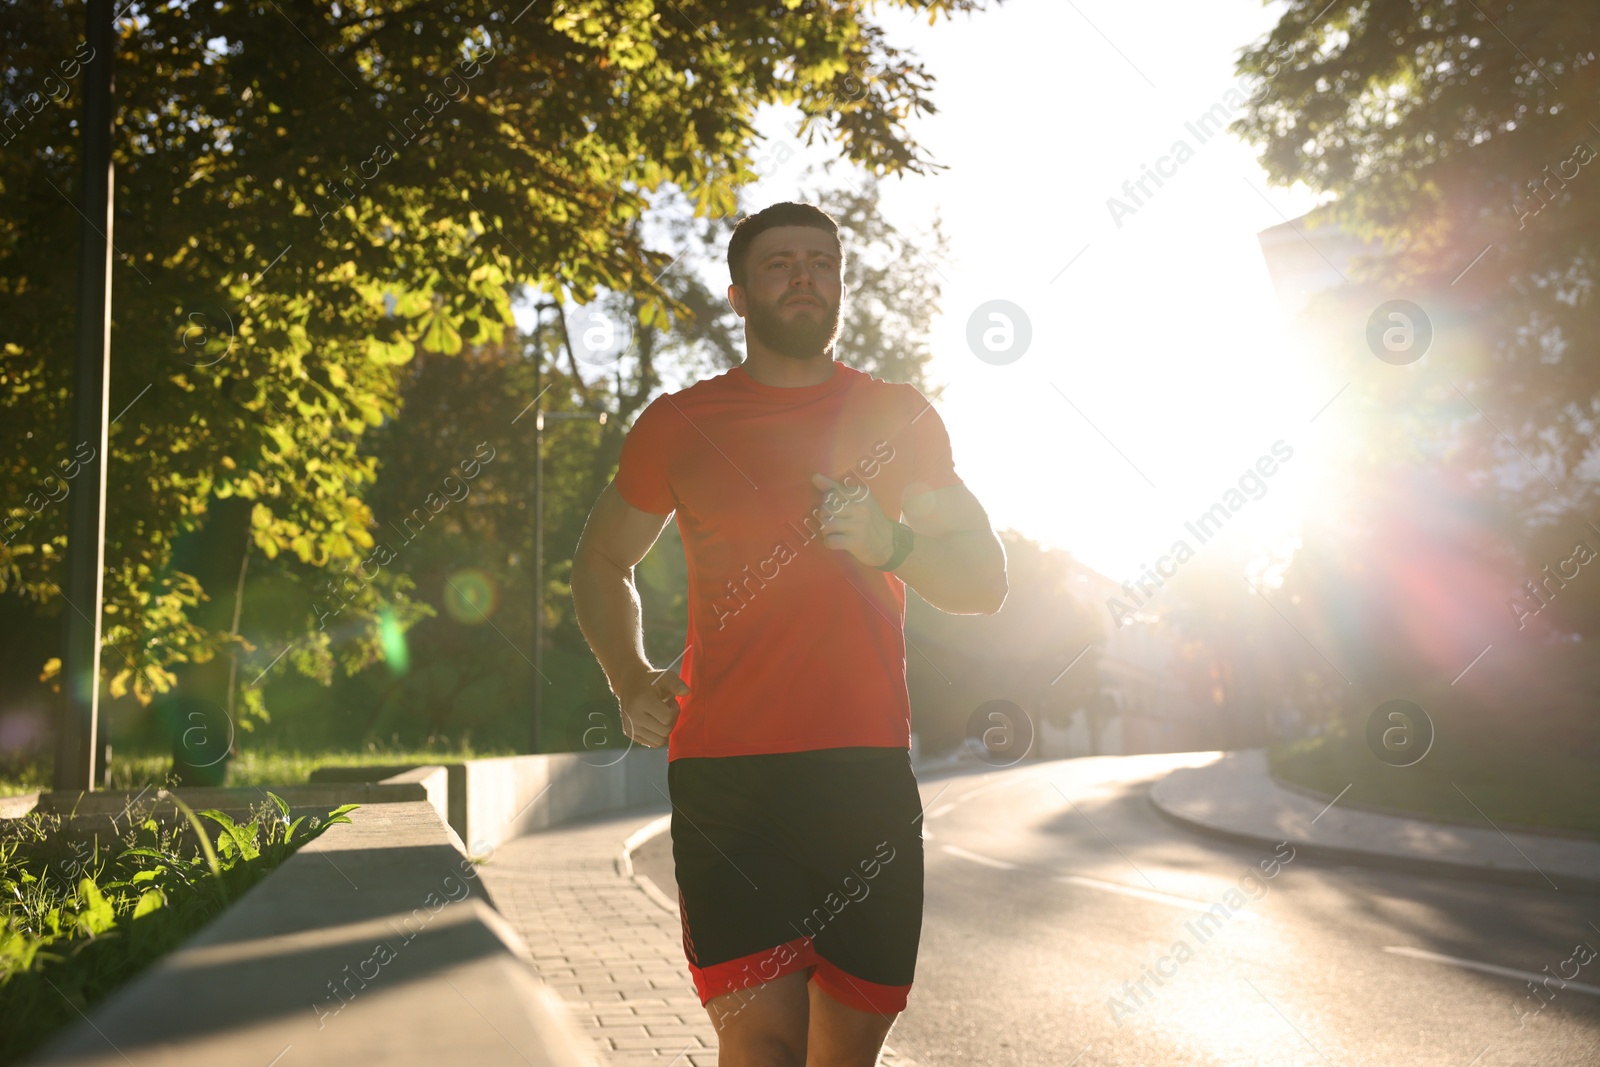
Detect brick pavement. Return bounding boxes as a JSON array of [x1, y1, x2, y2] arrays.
[[475, 805, 926, 1067]]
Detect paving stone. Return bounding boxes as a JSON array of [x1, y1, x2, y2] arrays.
[[477, 806, 927, 1067]]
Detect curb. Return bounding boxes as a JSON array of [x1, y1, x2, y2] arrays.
[[617, 811, 676, 915], [1267, 766, 1600, 842], [1147, 783, 1600, 897]]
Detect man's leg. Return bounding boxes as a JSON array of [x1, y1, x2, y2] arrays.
[[705, 969, 811, 1067], [805, 978, 897, 1067]]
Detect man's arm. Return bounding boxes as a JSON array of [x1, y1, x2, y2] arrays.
[[895, 481, 1008, 614], [810, 474, 1008, 615], [570, 481, 688, 747]]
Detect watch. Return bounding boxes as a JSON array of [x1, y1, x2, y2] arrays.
[[873, 520, 915, 571]]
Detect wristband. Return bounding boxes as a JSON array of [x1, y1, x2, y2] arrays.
[[873, 520, 915, 571]]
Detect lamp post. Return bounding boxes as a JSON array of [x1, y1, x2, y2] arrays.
[[56, 0, 116, 791], [530, 407, 606, 753]]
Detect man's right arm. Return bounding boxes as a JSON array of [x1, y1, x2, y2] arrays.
[[571, 481, 688, 748]]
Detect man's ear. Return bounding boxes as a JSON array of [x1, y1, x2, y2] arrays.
[[727, 283, 745, 317]]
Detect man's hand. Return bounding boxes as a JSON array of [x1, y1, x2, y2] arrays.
[[810, 472, 895, 567], [617, 666, 690, 748]]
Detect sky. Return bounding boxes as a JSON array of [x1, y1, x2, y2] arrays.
[[524, 0, 1348, 585]]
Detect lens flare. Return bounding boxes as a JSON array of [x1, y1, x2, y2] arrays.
[[378, 608, 410, 674], [445, 568, 497, 624]]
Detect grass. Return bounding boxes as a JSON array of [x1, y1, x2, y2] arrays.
[[0, 743, 519, 799], [0, 792, 356, 1065], [1269, 717, 1600, 838]]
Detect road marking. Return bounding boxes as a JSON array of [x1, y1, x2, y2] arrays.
[[940, 845, 1018, 870], [1383, 946, 1600, 996], [1057, 874, 1264, 921]]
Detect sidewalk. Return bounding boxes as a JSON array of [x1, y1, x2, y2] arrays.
[[1149, 749, 1600, 895], [475, 805, 926, 1067]]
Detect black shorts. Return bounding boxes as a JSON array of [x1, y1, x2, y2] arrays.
[[668, 746, 925, 1017]]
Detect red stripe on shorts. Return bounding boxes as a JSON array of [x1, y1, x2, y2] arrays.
[[687, 935, 818, 1007], [811, 956, 912, 1014]]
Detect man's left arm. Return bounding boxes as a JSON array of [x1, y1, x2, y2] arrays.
[[811, 474, 1008, 615]]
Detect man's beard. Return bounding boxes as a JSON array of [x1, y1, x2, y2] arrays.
[[746, 292, 841, 361]]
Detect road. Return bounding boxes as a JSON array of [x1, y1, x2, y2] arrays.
[[631, 751, 1600, 1066]]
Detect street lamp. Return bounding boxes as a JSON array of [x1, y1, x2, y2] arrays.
[[530, 407, 606, 753], [56, 0, 117, 792]]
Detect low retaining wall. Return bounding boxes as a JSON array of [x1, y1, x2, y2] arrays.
[[31, 767, 454, 840], [14, 748, 669, 1065], [310, 746, 669, 856], [25, 798, 598, 1067]]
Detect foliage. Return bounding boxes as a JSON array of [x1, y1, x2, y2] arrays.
[[1269, 706, 1600, 837], [907, 530, 1104, 755], [1222, 2, 1600, 741], [0, 792, 356, 1064], [0, 0, 994, 746], [1235, 1, 1600, 533], [0, 743, 510, 799], [234, 170, 952, 755]]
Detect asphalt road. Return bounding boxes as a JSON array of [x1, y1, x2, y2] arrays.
[[630, 751, 1600, 1066]]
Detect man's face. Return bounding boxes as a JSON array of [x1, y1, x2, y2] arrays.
[[731, 225, 845, 361]]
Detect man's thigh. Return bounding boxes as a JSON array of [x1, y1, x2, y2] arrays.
[[670, 754, 821, 1011], [779, 748, 925, 1015]]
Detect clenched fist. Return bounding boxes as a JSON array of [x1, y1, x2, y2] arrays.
[[810, 472, 895, 568], [617, 666, 690, 748]]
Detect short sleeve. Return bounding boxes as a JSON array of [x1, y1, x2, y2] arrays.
[[901, 388, 963, 492], [613, 397, 678, 515]]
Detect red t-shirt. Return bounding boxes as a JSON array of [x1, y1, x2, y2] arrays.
[[613, 360, 964, 760]]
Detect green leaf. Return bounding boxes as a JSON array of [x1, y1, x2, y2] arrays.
[[75, 878, 116, 936], [117, 847, 171, 863], [132, 888, 166, 918], [420, 312, 463, 355]]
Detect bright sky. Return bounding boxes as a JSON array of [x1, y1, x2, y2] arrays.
[[529, 0, 1350, 584]]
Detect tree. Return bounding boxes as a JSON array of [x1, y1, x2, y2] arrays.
[[0, 0, 996, 756], [1234, 2, 1600, 760], [226, 167, 959, 754], [1235, 2, 1600, 531], [906, 530, 1103, 756]]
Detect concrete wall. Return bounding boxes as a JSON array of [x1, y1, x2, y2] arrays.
[[26, 800, 598, 1067], [310, 746, 669, 857]]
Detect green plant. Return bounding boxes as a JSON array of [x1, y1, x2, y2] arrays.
[[0, 791, 357, 1064]]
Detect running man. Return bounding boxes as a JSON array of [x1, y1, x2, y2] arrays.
[[571, 201, 1007, 1067]]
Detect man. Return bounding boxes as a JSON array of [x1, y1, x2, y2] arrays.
[[571, 201, 1007, 1067]]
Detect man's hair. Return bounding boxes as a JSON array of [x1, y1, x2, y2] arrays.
[[727, 202, 842, 288]]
